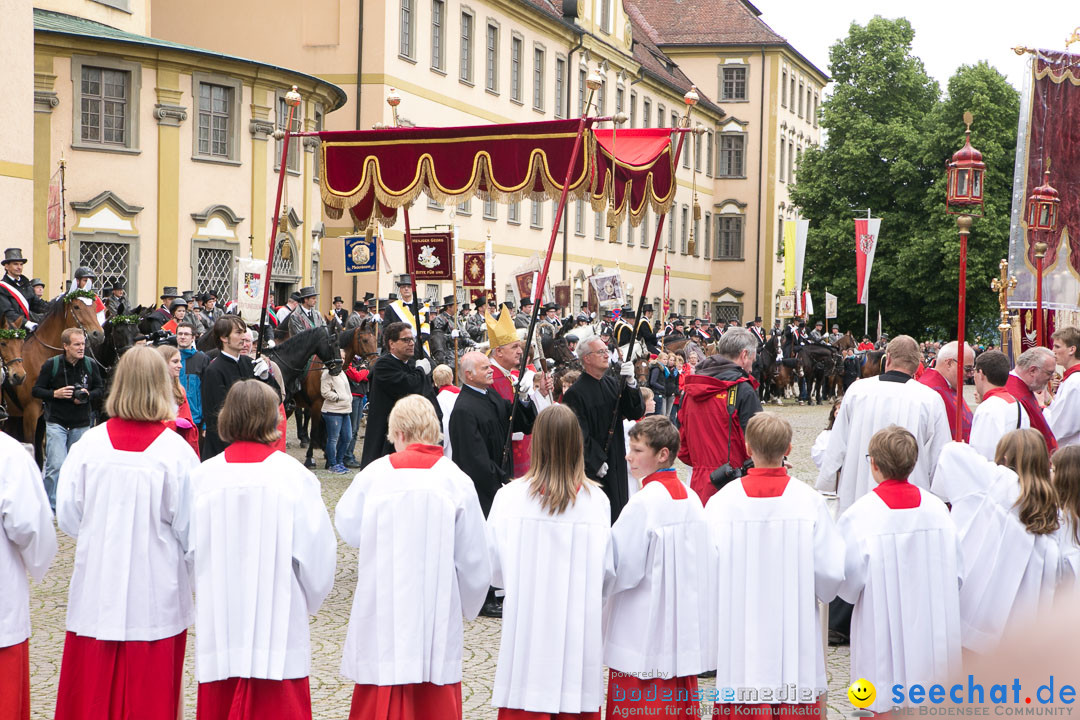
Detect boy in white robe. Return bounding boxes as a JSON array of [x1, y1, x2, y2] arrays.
[[0, 432, 57, 720], [706, 412, 844, 717], [187, 380, 337, 720], [970, 350, 1029, 461], [605, 415, 714, 718], [838, 425, 963, 714], [336, 394, 490, 719], [1046, 327, 1080, 448]]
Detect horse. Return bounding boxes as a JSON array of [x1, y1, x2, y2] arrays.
[[0, 325, 27, 389], [797, 343, 842, 406], [836, 331, 857, 353], [340, 319, 380, 368], [860, 350, 887, 379], [2, 295, 105, 457], [265, 326, 343, 469], [97, 316, 141, 372]]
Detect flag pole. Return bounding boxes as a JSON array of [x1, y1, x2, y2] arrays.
[[601, 88, 699, 457], [255, 85, 301, 359]]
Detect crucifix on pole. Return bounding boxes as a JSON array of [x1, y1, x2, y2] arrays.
[[990, 259, 1016, 352]]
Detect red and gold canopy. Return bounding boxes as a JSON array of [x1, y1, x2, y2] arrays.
[[318, 119, 676, 229]]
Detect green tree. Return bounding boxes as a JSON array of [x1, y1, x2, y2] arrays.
[[791, 18, 1018, 341]]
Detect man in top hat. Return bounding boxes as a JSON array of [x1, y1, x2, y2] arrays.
[[72, 267, 107, 325], [332, 296, 348, 326], [201, 289, 223, 324], [749, 316, 766, 344], [344, 299, 371, 331], [103, 278, 128, 319], [690, 318, 711, 343], [537, 302, 562, 342], [287, 286, 326, 336], [828, 324, 842, 345], [466, 294, 489, 343], [276, 291, 301, 325], [162, 298, 188, 333], [152, 286, 181, 325], [663, 312, 678, 337], [430, 294, 466, 367], [385, 274, 427, 345], [808, 319, 825, 343], [514, 297, 534, 330], [613, 306, 635, 350], [637, 303, 660, 354], [0, 248, 47, 328]]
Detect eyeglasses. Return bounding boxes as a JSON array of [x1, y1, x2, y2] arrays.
[[396, 337, 416, 344]]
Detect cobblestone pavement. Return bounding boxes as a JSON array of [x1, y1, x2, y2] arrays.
[[25, 399, 856, 719]]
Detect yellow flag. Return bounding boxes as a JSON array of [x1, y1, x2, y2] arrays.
[[784, 220, 797, 292]]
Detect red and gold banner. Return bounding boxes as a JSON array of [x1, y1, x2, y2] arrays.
[[462, 252, 486, 288], [1019, 307, 1056, 350], [319, 119, 592, 228], [553, 281, 570, 310], [407, 231, 453, 281], [590, 129, 675, 227]]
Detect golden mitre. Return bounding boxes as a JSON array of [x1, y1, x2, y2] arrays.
[[485, 310, 520, 349]]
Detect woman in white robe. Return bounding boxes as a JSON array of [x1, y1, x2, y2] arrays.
[[487, 403, 615, 719], [1051, 446, 1080, 592], [188, 380, 336, 720], [337, 394, 490, 720], [54, 347, 199, 720]]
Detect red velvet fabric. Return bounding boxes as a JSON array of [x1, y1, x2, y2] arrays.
[[54, 630, 186, 720], [741, 467, 790, 498], [714, 696, 827, 719], [0, 640, 29, 720], [224, 441, 277, 463], [389, 443, 444, 470], [497, 710, 599, 720], [591, 129, 675, 226], [1006, 374, 1058, 453], [641, 469, 687, 499], [874, 479, 922, 509], [106, 418, 166, 452], [605, 670, 699, 718], [197, 677, 311, 720], [348, 682, 461, 720]]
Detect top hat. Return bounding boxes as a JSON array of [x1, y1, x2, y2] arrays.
[[160, 286, 181, 300], [620, 305, 635, 317], [333, 296, 344, 303], [363, 292, 375, 301], [396, 274, 412, 286], [182, 290, 194, 302], [542, 302, 559, 312], [353, 300, 367, 311], [30, 277, 45, 288], [503, 300, 515, 310], [520, 296, 535, 307], [205, 289, 220, 299], [289, 291, 302, 302], [298, 286, 319, 299], [387, 293, 398, 301], [1, 248, 27, 265], [641, 303, 654, 313], [754, 316, 762, 323], [442, 295, 457, 307], [474, 295, 488, 306]]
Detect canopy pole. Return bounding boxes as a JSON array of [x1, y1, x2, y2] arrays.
[[402, 204, 425, 359], [500, 113, 595, 470], [256, 86, 301, 359], [601, 99, 697, 457]]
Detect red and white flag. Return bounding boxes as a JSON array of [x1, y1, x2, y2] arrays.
[[855, 218, 881, 305], [47, 174, 63, 242]]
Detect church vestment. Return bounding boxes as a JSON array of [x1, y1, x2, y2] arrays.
[[837, 481, 963, 713], [360, 353, 440, 468], [487, 479, 614, 716], [1046, 365, 1080, 448], [1006, 372, 1057, 454], [970, 388, 1029, 461], [918, 367, 971, 441], [336, 445, 490, 718]]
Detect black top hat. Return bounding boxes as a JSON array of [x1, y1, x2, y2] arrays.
[[367, 297, 378, 308], [182, 290, 194, 302], [542, 302, 559, 312], [378, 299, 393, 311], [205, 289, 219, 299], [503, 300, 515, 310], [333, 296, 344, 303], [363, 292, 375, 301], [289, 291, 301, 302], [74, 266, 96, 280], [388, 293, 398, 301], [396, 274, 412, 286], [353, 300, 367, 311], [169, 298, 188, 311], [641, 303, 654, 312], [520, 296, 535, 307], [160, 286, 180, 300], [442, 295, 457, 307], [30, 277, 45, 288], [620, 306, 635, 317], [460, 302, 472, 311], [673, 318, 685, 325], [754, 316, 762, 323], [111, 277, 126, 291], [298, 286, 318, 299], [1, 248, 27, 265], [474, 295, 488, 306]]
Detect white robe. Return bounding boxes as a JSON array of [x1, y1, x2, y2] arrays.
[[487, 479, 614, 713], [705, 475, 845, 704], [816, 375, 951, 513], [970, 393, 1029, 461], [0, 433, 57, 649], [810, 429, 831, 470], [437, 388, 459, 458], [335, 453, 490, 686], [933, 442, 1064, 653], [188, 450, 337, 682], [1046, 370, 1080, 448], [837, 486, 963, 712], [56, 423, 198, 641], [604, 479, 715, 678]]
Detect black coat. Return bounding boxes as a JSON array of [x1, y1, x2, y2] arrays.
[[200, 352, 255, 460], [0, 273, 47, 325], [562, 372, 644, 523], [449, 384, 536, 516], [360, 352, 440, 468]]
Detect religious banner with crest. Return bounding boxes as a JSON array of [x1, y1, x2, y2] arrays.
[[777, 293, 796, 318], [462, 252, 486, 288], [343, 235, 377, 273], [1018, 308, 1056, 350], [589, 270, 625, 309], [236, 258, 266, 323], [553, 281, 570, 310], [408, 231, 453, 281]]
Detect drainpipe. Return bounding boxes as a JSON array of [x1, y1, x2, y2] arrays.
[[563, 32, 585, 284], [754, 45, 765, 318], [355, 0, 365, 130]]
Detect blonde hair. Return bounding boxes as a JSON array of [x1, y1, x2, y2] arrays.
[[387, 394, 441, 446], [155, 344, 185, 405], [995, 429, 1059, 535], [218, 380, 281, 445], [868, 425, 918, 479], [105, 346, 174, 422], [1052, 446, 1080, 545], [527, 404, 592, 515], [884, 335, 921, 372], [639, 386, 654, 403], [744, 412, 792, 464], [432, 364, 454, 387]]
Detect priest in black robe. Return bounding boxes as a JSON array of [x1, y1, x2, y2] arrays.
[[562, 336, 645, 522], [200, 317, 256, 460], [449, 350, 536, 517], [360, 321, 440, 468]]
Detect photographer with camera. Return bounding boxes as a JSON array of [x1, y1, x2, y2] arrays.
[[31, 327, 103, 510], [677, 327, 762, 505]]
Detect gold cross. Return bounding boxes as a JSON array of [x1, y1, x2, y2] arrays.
[[991, 258, 1017, 349]]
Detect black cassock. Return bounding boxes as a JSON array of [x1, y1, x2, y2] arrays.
[[200, 353, 255, 461], [562, 372, 644, 523], [360, 352, 441, 468], [449, 385, 536, 516]]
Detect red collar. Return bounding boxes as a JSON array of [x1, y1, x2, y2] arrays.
[[641, 469, 687, 500], [873, 479, 921, 509], [106, 418, 166, 452], [1064, 364, 1080, 383], [224, 441, 277, 463], [741, 467, 790, 498], [438, 384, 461, 394], [982, 387, 1017, 404], [389, 443, 444, 469]]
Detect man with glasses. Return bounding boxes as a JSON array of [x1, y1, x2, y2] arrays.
[[360, 322, 440, 468], [1006, 346, 1059, 453], [918, 341, 974, 442], [176, 323, 209, 430]]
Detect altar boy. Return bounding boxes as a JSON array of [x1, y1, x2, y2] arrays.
[[706, 413, 844, 717], [837, 425, 963, 715], [604, 416, 714, 718]]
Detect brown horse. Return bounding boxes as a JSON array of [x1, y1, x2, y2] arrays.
[[836, 332, 857, 353], [3, 296, 105, 452], [340, 319, 379, 367], [0, 324, 27, 388], [860, 350, 887, 379]]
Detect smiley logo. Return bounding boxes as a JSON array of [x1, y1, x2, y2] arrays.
[[848, 679, 876, 709]]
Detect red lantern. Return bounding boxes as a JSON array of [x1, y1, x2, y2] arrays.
[[945, 112, 986, 216], [1025, 163, 1060, 233]]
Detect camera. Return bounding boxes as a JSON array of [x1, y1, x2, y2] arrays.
[[147, 329, 176, 347], [71, 382, 90, 404], [710, 458, 754, 490]]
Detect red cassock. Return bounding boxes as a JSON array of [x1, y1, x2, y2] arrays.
[[1006, 373, 1058, 453], [198, 677, 312, 720], [918, 368, 971, 441], [0, 640, 30, 720], [349, 682, 462, 720], [606, 672, 699, 719], [491, 369, 531, 478]]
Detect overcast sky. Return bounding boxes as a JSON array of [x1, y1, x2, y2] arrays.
[[752, 0, 1072, 91]]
